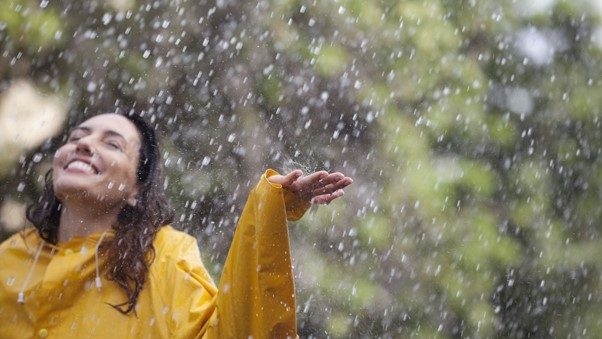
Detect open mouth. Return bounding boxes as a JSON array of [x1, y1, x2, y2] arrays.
[[64, 160, 99, 175]]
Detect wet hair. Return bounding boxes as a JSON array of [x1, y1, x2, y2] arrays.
[[26, 112, 174, 314]]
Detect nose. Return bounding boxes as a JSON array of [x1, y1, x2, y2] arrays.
[[74, 136, 95, 156]]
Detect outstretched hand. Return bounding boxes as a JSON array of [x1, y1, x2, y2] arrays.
[[268, 170, 353, 205]]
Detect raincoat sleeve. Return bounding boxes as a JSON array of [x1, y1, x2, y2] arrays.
[[160, 169, 310, 338], [204, 168, 311, 338]]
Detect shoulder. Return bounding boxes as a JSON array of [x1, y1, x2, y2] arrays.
[[155, 225, 197, 248], [150, 225, 215, 286], [153, 225, 201, 263]]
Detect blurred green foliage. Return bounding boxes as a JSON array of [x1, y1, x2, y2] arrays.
[[0, 0, 64, 50]]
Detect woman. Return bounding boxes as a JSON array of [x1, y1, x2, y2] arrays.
[[0, 113, 352, 338]]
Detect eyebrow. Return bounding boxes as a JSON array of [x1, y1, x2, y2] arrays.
[[69, 126, 127, 141]]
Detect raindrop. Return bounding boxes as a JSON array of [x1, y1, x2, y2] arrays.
[[102, 13, 113, 25], [86, 82, 97, 93]]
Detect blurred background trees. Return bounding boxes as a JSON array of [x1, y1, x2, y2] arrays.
[[0, 0, 601, 337]]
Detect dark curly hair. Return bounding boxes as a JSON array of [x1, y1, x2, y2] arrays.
[[26, 112, 175, 314]]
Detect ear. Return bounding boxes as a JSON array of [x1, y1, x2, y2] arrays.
[[126, 186, 139, 207], [127, 196, 138, 207]]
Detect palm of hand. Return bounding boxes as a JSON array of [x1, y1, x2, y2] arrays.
[[268, 170, 353, 205]]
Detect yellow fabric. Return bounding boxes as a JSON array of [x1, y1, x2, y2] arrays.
[[0, 169, 310, 338]]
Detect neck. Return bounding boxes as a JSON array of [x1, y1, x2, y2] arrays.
[[58, 200, 120, 243]]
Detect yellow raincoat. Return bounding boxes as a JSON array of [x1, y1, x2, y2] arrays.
[[0, 170, 310, 338]]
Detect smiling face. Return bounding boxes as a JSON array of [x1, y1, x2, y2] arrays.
[[52, 114, 141, 208]]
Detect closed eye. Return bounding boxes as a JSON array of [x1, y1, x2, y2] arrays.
[[106, 141, 122, 150], [67, 128, 88, 142], [68, 134, 85, 143]]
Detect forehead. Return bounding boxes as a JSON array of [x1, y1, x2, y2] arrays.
[[76, 114, 140, 143]]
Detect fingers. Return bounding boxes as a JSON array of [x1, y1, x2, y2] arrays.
[[318, 172, 345, 187], [312, 174, 353, 196], [282, 170, 303, 187], [283, 169, 353, 204], [267, 170, 303, 187], [297, 170, 329, 185], [311, 189, 345, 205], [292, 170, 329, 193]]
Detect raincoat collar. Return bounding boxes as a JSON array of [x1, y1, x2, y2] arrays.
[[17, 228, 113, 304]]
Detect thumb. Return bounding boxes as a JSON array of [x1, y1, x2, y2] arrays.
[[282, 170, 303, 187], [267, 170, 303, 187]]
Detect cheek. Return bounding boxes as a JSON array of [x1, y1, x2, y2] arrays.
[[107, 159, 134, 178], [105, 159, 138, 189], [52, 147, 67, 169], [125, 166, 139, 193], [129, 163, 139, 182], [125, 152, 140, 184]]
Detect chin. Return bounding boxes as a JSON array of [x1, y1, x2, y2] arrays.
[[54, 179, 132, 208], [54, 184, 93, 203], [53, 176, 100, 201]]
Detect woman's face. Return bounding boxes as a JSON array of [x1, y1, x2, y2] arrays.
[[52, 114, 141, 208]]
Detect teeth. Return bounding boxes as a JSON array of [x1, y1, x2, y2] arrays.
[[66, 160, 97, 174]]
